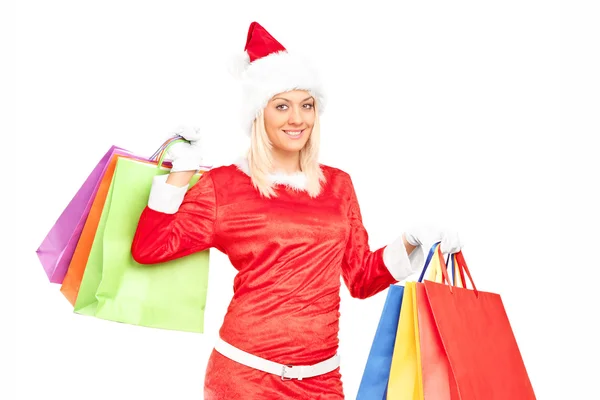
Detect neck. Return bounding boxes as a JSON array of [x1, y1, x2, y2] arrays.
[[271, 149, 302, 174]]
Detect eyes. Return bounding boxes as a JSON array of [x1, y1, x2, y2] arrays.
[[275, 103, 314, 111]]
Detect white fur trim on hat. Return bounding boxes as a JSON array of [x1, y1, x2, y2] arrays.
[[228, 51, 251, 80], [239, 51, 326, 135]]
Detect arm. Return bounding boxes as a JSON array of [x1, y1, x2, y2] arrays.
[[166, 170, 196, 187], [341, 175, 423, 299], [131, 170, 217, 264]]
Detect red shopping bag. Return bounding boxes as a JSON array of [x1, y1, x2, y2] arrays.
[[420, 247, 536, 399], [415, 246, 460, 400]]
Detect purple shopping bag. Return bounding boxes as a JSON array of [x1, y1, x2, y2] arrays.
[[36, 146, 131, 283]]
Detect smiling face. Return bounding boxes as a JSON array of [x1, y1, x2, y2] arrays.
[[263, 90, 316, 156]]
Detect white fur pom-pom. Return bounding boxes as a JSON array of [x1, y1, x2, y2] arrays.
[[228, 51, 251, 79]]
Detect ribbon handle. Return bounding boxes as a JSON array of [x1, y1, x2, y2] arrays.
[[417, 242, 451, 284], [148, 135, 190, 169], [454, 251, 478, 295], [418, 243, 478, 296]]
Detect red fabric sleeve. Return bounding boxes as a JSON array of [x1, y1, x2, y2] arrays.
[[341, 175, 397, 299], [131, 171, 217, 264]]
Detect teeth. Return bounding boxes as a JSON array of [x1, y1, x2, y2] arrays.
[[284, 130, 302, 136]]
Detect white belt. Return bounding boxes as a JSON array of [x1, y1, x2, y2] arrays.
[[214, 337, 340, 381]]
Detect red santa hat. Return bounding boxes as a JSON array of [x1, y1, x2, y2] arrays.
[[230, 22, 326, 134]]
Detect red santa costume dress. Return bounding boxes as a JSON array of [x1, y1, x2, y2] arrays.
[[131, 22, 422, 400]]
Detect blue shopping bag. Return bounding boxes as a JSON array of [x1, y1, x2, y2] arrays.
[[357, 243, 454, 399], [356, 284, 405, 400]]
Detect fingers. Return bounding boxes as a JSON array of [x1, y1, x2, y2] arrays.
[[173, 126, 202, 142], [439, 231, 463, 254], [164, 141, 189, 160]]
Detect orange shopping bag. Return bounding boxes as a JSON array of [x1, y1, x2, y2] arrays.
[[60, 153, 124, 305], [60, 139, 177, 305]]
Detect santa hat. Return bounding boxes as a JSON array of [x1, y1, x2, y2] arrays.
[[230, 22, 326, 134]]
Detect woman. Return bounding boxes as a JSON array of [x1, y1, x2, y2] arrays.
[[131, 22, 462, 399]]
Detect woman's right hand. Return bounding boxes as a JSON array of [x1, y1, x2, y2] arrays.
[[165, 126, 207, 173], [163, 126, 207, 187]]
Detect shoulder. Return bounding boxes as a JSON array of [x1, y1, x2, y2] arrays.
[[191, 165, 245, 195], [320, 163, 347, 176], [318, 164, 356, 199], [202, 164, 246, 182], [320, 164, 352, 184], [198, 163, 257, 205]]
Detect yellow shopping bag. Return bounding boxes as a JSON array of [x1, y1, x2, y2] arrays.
[[427, 246, 463, 287], [387, 281, 422, 399], [387, 244, 451, 400]]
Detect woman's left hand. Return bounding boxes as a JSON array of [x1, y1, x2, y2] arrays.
[[403, 226, 464, 254]]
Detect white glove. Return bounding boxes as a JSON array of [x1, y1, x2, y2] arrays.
[[164, 126, 207, 173], [404, 225, 463, 254]]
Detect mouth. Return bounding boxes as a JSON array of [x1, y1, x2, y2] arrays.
[[283, 129, 305, 139]]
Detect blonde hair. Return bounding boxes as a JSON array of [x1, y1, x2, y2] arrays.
[[247, 102, 326, 199]]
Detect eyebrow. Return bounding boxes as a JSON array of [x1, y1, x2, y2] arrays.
[[272, 96, 314, 103]]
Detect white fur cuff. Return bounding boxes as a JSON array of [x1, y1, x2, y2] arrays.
[[382, 235, 425, 281], [147, 174, 189, 214]]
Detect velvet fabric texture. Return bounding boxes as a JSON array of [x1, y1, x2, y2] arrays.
[[132, 164, 398, 399]]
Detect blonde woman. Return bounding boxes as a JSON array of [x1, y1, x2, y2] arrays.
[[131, 22, 463, 400]]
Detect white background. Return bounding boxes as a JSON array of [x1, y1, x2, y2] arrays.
[[5, 0, 596, 399]]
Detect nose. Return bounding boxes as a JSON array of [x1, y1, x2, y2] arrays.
[[288, 106, 303, 125]]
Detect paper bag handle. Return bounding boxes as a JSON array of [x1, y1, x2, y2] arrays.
[[147, 136, 190, 169]]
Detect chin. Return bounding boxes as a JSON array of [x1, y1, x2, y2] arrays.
[[280, 144, 306, 154], [276, 136, 310, 152]]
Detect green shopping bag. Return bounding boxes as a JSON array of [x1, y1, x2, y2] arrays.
[[73, 169, 116, 317], [74, 151, 209, 333]]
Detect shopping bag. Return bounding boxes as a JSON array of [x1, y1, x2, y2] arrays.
[[415, 245, 460, 400], [421, 251, 536, 399], [61, 138, 178, 305], [36, 146, 130, 283], [386, 281, 422, 400], [356, 284, 404, 400], [60, 151, 148, 305], [386, 243, 451, 400], [74, 148, 210, 333]]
